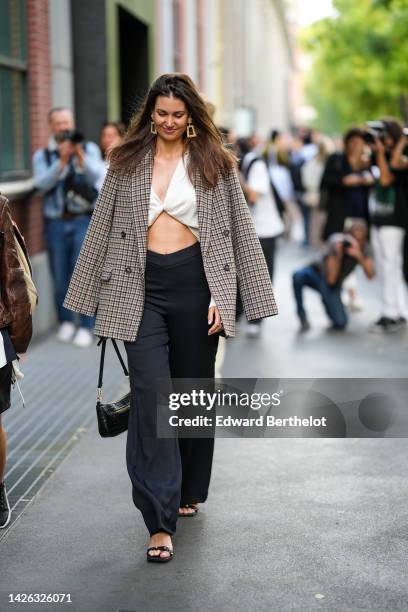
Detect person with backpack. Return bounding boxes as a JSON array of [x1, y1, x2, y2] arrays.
[[241, 144, 285, 337], [301, 136, 335, 249], [0, 195, 37, 529], [32, 107, 104, 347], [289, 128, 318, 246]]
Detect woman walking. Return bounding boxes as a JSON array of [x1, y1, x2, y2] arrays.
[[64, 73, 277, 562]]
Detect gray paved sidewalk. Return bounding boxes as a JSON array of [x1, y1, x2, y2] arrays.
[[1, 425, 407, 612]]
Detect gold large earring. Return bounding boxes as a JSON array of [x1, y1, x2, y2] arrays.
[[187, 118, 197, 138], [151, 121, 157, 135]]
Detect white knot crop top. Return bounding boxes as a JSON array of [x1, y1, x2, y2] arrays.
[[149, 155, 199, 239], [149, 155, 216, 309]]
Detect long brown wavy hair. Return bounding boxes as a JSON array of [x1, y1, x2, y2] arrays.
[[108, 73, 236, 187]]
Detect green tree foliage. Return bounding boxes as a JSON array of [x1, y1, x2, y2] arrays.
[[301, 0, 408, 133]]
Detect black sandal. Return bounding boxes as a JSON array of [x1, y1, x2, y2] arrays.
[[146, 545, 174, 563], [178, 503, 198, 517]]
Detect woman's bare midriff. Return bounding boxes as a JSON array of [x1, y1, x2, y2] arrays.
[[147, 211, 198, 254]]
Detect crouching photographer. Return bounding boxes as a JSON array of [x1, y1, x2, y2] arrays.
[[33, 108, 105, 347], [365, 119, 408, 333], [292, 219, 374, 332]]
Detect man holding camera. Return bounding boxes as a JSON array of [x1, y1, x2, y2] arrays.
[[33, 107, 104, 347], [368, 119, 408, 333], [292, 219, 374, 332]]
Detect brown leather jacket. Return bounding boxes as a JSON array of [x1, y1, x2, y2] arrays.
[[0, 195, 32, 353]]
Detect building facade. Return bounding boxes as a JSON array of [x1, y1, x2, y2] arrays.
[[154, 0, 293, 135]]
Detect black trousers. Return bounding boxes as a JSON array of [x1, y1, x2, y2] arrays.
[[124, 242, 219, 536], [245, 236, 276, 325]]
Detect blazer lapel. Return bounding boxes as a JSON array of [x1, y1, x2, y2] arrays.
[[130, 148, 152, 271], [194, 170, 213, 259]]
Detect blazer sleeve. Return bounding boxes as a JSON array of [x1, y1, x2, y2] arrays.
[[227, 166, 278, 321], [63, 168, 118, 315]]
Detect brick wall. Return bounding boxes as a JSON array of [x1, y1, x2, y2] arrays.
[[10, 0, 51, 257], [27, 0, 51, 153]]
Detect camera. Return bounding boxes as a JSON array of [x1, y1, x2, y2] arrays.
[[363, 121, 387, 144], [56, 129, 85, 144], [342, 239, 352, 249]]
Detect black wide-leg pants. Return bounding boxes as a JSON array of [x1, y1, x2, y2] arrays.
[[124, 242, 219, 536]]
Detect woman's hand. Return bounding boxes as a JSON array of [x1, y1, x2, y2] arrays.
[[208, 306, 224, 335]]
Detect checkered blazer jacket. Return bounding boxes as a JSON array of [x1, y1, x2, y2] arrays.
[[63, 148, 278, 341]]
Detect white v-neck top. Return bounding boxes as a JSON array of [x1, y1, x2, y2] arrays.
[[149, 156, 199, 238], [149, 155, 216, 309]]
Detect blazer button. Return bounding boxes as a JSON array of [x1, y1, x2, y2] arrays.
[[121, 231, 126, 238], [223, 229, 230, 237], [224, 264, 230, 272], [125, 266, 132, 274]]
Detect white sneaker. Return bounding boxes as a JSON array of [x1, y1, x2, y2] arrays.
[[349, 295, 364, 312], [56, 322, 76, 343], [72, 328, 94, 348], [341, 291, 350, 307]]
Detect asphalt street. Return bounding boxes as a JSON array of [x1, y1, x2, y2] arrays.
[[0, 241, 407, 612]]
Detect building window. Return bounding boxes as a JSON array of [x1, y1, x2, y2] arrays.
[[0, 0, 29, 181]]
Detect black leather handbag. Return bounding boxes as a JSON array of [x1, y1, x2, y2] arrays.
[[96, 338, 130, 437]]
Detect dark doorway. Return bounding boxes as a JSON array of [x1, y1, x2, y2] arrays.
[[71, 0, 108, 144], [118, 7, 149, 125]]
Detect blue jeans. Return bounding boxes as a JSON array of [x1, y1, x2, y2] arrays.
[[292, 266, 348, 329], [297, 197, 311, 247], [44, 216, 94, 329]]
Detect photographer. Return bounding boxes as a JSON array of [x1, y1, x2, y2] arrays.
[[0, 194, 35, 529], [32, 107, 104, 347], [292, 219, 374, 332], [368, 119, 408, 333]]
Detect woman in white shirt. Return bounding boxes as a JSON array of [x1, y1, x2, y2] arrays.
[[245, 156, 284, 336]]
